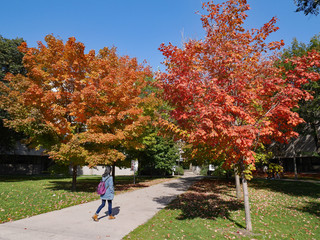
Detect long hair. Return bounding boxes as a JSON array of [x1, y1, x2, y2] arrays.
[[103, 166, 112, 178]]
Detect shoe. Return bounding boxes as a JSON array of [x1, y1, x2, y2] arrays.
[[92, 214, 98, 222], [108, 215, 115, 220]]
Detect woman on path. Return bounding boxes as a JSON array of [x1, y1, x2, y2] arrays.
[[92, 166, 115, 221]]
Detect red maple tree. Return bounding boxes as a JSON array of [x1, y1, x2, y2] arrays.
[[158, 0, 320, 230]]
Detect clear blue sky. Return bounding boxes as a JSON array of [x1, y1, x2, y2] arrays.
[[1, 0, 319, 71]]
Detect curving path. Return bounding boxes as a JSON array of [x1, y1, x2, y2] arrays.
[[0, 172, 201, 240]]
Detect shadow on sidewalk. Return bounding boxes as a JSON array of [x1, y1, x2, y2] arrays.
[[152, 176, 205, 209], [153, 195, 177, 208], [161, 176, 202, 192], [98, 206, 121, 220]]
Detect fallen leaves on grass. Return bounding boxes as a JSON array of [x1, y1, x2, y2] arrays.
[[124, 178, 320, 240], [168, 179, 243, 221]]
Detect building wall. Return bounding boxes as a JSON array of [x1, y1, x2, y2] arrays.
[[0, 154, 134, 176], [0, 155, 51, 175], [278, 156, 320, 173], [78, 166, 134, 176]]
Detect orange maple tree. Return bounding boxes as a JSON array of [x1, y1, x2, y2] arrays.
[[0, 35, 153, 190], [158, 0, 320, 230]]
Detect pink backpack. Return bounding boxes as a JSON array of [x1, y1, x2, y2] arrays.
[[96, 177, 109, 195]]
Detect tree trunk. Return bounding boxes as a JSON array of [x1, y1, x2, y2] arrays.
[[311, 121, 320, 154], [235, 172, 242, 199], [72, 164, 77, 192], [242, 175, 252, 231], [293, 143, 298, 180], [293, 156, 298, 180]]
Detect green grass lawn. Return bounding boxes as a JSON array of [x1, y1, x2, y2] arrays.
[[124, 178, 320, 240], [0, 175, 170, 223]]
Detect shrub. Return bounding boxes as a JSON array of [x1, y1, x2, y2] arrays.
[[48, 163, 70, 176], [175, 166, 184, 175], [200, 165, 209, 176]]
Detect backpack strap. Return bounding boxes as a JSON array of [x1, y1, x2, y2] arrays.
[[103, 176, 110, 182], [103, 176, 110, 191]]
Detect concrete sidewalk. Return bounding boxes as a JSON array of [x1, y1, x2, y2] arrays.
[[0, 172, 201, 240]]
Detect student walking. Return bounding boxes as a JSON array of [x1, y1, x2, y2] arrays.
[[92, 166, 115, 221]]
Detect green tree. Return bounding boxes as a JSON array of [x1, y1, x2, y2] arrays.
[[281, 34, 320, 155], [125, 76, 179, 176], [0, 35, 26, 153], [294, 0, 320, 15], [0, 35, 26, 80], [127, 127, 179, 176]]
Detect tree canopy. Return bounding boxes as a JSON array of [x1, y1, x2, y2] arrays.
[[157, 0, 320, 230], [294, 0, 320, 15], [280, 34, 320, 155], [0, 35, 26, 81], [128, 128, 179, 176], [0, 35, 26, 153], [0, 35, 154, 190], [158, 0, 320, 170]]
